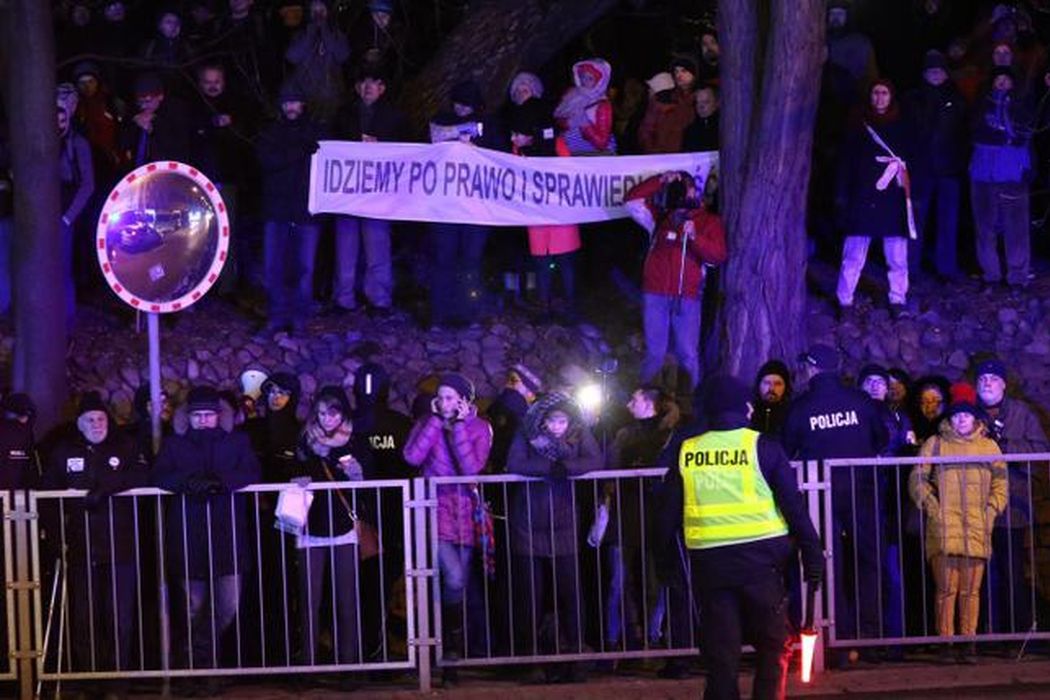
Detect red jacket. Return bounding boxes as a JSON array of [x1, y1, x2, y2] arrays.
[[627, 176, 727, 298]]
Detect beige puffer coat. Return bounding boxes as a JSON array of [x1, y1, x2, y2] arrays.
[[909, 420, 1007, 560]]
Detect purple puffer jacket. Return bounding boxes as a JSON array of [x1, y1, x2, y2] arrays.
[[403, 413, 493, 545]]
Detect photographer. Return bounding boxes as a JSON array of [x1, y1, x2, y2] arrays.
[[625, 171, 726, 391]]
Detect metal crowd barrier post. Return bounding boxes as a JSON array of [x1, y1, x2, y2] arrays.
[[12, 490, 35, 700], [1, 490, 17, 683]]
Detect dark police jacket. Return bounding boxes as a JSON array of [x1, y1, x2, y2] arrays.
[[782, 373, 888, 462], [44, 430, 148, 564], [0, 419, 37, 490]]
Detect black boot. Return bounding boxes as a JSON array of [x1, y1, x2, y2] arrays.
[[441, 605, 464, 686]]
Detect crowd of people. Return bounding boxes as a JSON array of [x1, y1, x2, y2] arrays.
[[2, 1, 1050, 696], [0, 338, 1043, 692]]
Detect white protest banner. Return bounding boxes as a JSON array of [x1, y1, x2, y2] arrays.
[[309, 140, 718, 226]]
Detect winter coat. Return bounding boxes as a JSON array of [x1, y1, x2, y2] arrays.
[[902, 82, 968, 179], [153, 427, 261, 578], [336, 97, 407, 143], [969, 88, 1033, 184], [626, 175, 727, 298], [256, 115, 327, 223], [835, 116, 916, 238], [403, 412, 492, 546], [910, 422, 1007, 560], [285, 23, 351, 123], [118, 96, 194, 168], [512, 137, 581, 256], [980, 396, 1049, 528], [293, 426, 374, 538], [555, 59, 616, 155], [506, 394, 601, 557], [189, 90, 257, 186], [681, 112, 720, 153], [637, 88, 695, 154], [44, 430, 148, 564], [782, 372, 890, 463], [604, 415, 675, 548], [0, 419, 36, 490]]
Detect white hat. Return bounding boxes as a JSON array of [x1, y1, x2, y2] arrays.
[[239, 369, 269, 400], [646, 72, 674, 94]]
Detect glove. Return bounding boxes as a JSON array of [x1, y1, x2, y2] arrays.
[[803, 550, 825, 589], [185, 475, 223, 495]]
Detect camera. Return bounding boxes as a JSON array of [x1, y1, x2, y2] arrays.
[[652, 173, 700, 211]]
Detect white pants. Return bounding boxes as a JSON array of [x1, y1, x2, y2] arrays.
[[836, 235, 909, 306]]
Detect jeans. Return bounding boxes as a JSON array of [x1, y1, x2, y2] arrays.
[[696, 575, 789, 700], [604, 545, 640, 646], [836, 235, 909, 306], [334, 215, 393, 309], [971, 179, 1030, 285], [262, 220, 320, 325], [429, 223, 487, 324], [298, 544, 361, 664], [177, 574, 243, 669], [534, 252, 576, 312], [437, 541, 473, 607], [640, 293, 701, 390], [910, 175, 961, 277]]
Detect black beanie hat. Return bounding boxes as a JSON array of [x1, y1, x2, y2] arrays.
[[858, 364, 889, 384], [78, 390, 108, 416], [756, 359, 790, 384], [186, 385, 221, 412], [438, 373, 475, 402]]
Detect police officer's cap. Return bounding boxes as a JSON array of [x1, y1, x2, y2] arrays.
[[798, 344, 840, 372]]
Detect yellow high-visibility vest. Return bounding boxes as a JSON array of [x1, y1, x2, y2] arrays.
[[680, 427, 789, 549]]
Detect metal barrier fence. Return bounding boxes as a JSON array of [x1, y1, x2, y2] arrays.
[[426, 470, 703, 669], [6, 454, 1050, 696], [820, 453, 1050, 652], [25, 481, 416, 690]]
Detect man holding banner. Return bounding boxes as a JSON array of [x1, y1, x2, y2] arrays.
[[625, 171, 726, 391], [330, 64, 407, 318]]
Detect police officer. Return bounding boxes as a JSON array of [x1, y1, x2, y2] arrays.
[[657, 374, 823, 700], [43, 391, 147, 678], [782, 345, 887, 658]]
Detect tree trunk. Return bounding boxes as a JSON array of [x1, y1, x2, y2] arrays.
[[3, 0, 68, 433], [716, 0, 825, 380], [400, 0, 618, 131]]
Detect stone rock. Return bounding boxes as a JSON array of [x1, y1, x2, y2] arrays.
[[186, 358, 200, 381], [947, 349, 970, 370], [120, 365, 141, 388], [998, 308, 1020, 325]]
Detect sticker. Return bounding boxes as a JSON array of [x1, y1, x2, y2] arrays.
[[66, 457, 85, 473], [109, 456, 121, 469]]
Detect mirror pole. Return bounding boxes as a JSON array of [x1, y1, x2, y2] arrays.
[[148, 312, 162, 455]]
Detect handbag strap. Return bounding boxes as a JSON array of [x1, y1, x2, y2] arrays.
[[319, 460, 357, 522]]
